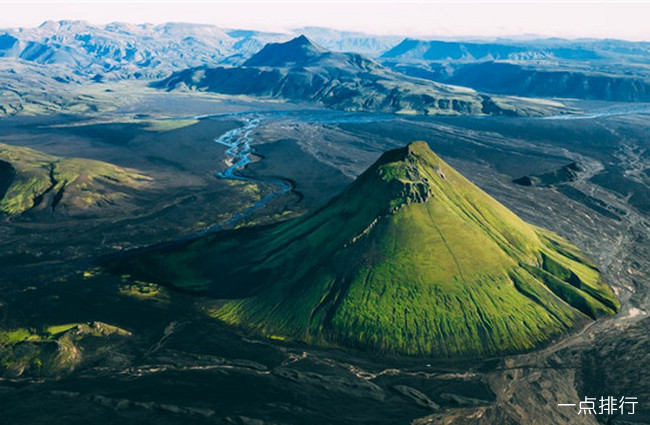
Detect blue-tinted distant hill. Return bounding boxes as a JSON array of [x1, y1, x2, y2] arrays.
[[0, 21, 402, 81], [0, 21, 290, 79], [382, 37, 650, 64], [382, 38, 650, 101]]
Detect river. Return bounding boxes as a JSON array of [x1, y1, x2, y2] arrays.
[[201, 116, 292, 233]]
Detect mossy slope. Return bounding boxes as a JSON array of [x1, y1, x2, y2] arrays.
[[0, 143, 151, 215], [115, 142, 618, 357], [0, 322, 131, 378]]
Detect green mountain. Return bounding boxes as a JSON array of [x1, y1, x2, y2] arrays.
[[0, 143, 151, 215], [112, 142, 618, 358]]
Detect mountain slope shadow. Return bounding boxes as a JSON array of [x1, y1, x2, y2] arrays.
[[108, 142, 618, 358]]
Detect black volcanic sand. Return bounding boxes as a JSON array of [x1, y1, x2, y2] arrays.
[[428, 113, 650, 215], [242, 138, 353, 208], [0, 116, 240, 176], [336, 118, 572, 178], [2, 103, 650, 424]]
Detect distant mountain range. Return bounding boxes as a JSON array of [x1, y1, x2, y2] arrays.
[[0, 20, 286, 79], [112, 142, 618, 357], [4, 21, 649, 81], [388, 61, 650, 102], [381, 38, 650, 101], [2, 21, 650, 116], [155, 36, 569, 116], [382, 38, 650, 64], [0, 21, 400, 80]]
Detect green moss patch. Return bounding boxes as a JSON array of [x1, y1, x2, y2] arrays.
[[0, 143, 151, 215]]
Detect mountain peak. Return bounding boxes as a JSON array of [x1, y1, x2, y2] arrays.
[[38, 20, 90, 30], [292, 34, 312, 45], [377, 141, 436, 164], [366, 142, 440, 208], [243, 34, 326, 67]]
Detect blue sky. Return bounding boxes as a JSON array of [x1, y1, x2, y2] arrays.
[[1, 1, 650, 41]]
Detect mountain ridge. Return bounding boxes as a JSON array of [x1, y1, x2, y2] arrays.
[[381, 37, 650, 63], [155, 36, 569, 117], [0, 21, 400, 80], [381, 37, 650, 102]]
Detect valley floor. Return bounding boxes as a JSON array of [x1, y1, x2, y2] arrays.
[[1, 96, 650, 424]]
